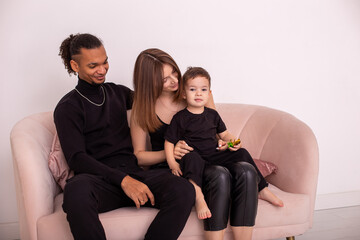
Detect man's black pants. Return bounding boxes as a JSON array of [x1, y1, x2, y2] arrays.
[[63, 169, 195, 240]]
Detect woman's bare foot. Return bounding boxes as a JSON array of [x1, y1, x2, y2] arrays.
[[189, 179, 212, 219], [195, 196, 212, 219], [259, 187, 284, 207]]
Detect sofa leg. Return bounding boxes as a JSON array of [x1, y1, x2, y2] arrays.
[[286, 237, 295, 240]]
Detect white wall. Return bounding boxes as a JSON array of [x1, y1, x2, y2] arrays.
[[1, 0, 360, 237]]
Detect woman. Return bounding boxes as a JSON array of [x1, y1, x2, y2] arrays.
[[130, 48, 259, 240]]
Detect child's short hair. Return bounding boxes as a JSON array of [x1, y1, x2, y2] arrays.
[[182, 67, 211, 88]]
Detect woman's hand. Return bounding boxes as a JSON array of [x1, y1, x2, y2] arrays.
[[169, 162, 183, 177], [174, 140, 193, 160]]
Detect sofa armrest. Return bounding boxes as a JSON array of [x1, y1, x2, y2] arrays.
[[11, 112, 59, 240], [261, 113, 319, 196], [217, 103, 319, 202]]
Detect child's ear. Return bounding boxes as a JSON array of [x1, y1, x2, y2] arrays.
[[182, 92, 186, 99]]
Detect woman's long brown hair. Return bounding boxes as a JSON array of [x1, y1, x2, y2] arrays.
[[132, 48, 182, 132]]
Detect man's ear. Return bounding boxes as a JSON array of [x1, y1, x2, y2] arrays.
[[70, 59, 79, 73]]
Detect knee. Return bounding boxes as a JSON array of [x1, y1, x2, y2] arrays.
[[231, 162, 257, 182], [232, 148, 252, 160], [168, 177, 195, 206], [63, 174, 98, 213], [184, 151, 201, 158], [182, 151, 202, 163], [180, 180, 195, 201], [203, 165, 231, 192]]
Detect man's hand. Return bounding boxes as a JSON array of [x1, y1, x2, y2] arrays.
[[121, 176, 155, 209], [174, 140, 193, 160]]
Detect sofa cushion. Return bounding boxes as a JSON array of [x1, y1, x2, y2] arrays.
[[41, 184, 309, 240], [254, 159, 278, 177]]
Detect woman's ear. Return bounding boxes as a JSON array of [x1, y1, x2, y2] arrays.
[[70, 59, 79, 73]]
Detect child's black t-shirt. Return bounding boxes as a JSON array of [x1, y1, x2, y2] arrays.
[[165, 107, 227, 155]]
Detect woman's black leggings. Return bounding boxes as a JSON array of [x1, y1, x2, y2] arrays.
[[181, 148, 261, 231]]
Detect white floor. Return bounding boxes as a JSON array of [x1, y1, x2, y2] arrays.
[[275, 205, 360, 240]]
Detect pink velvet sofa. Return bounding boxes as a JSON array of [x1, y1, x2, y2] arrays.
[[10, 103, 319, 240]]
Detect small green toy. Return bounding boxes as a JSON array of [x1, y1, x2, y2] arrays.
[[227, 139, 241, 148]]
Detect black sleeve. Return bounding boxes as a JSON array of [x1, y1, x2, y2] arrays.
[[164, 114, 181, 145], [54, 102, 127, 186], [118, 85, 134, 110], [216, 111, 227, 134]]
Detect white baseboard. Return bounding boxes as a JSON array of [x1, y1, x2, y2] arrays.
[[0, 222, 20, 240], [315, 190, 360, 210]]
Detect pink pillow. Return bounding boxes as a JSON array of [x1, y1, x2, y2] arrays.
[[254, 159, 278, 177], [48, 133, 73, 189]]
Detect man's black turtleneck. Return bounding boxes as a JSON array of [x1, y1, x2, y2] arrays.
[[54, 79, 138, 186]]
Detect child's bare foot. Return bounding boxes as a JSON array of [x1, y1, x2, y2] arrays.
[[195, 196, 212, 219], [259, 187, 284, 207], [189, 179, 212, 219]]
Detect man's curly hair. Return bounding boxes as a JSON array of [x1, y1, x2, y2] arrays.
[[58, 33, 103, 75]]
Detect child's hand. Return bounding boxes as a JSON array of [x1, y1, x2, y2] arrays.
[[228, 139, 242, 151], [169, 162, 182, 177], [216, 139, 228, 151]]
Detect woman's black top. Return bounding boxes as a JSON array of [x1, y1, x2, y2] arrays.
[[149, 118, 169, 168]]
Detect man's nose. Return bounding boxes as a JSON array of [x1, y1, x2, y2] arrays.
[[98, 66, 107, 74]]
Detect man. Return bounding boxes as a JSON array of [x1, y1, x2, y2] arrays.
[[55, 33, 195, 240]]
